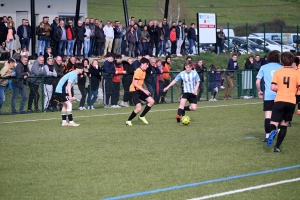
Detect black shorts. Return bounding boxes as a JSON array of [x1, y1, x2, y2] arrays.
[[56, 93, 69, 102], [130, 90, 150, 105], [263, 100, 274, 111], [296, 95, 300, 104], [181, 93, 197, 104], [271, 102, 296, 122]]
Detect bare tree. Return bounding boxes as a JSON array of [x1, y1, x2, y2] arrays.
[[156, 0, 187, 25]]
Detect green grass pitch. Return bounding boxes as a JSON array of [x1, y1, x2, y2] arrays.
[[1, 99, 300, 200]]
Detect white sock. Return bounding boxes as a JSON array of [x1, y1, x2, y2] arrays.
[[69, 121, 74, 124], [266, 133, 270, 138], [62, 120, 67, 123]]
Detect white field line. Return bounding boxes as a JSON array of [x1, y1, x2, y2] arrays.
[[187, 177, 300, 200], [1, 102, 262, 124]]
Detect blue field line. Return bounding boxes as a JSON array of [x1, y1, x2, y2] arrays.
[[102, 164, 300, 200]]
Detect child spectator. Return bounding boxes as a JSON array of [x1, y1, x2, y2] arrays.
[[20, 46, 29, 57], [169, 26, 177, 56], [214, 66, 225, 100], [112, 54, 126, 108], [12, 48, 21, 62], [44, 47, 52, 64], [208, 65, 217, 101]]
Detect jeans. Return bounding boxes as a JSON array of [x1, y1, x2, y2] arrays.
[[217, 44, 224, 54], [11, 84, 27, 112], [111, 82, 120, 105], [128, 42, 136, 58], [67, 40, 74, 56], [84, 39, 90, 58], [197, 81, 204, 101], [77, 40, 83, 56], [20, 38, 30, 50], [135, 41, 143, 56], [163, 38, 169, 55], [44, 36, 51, 52], [37, 40, 45, 56], [113, 38, 121, 54], [142, 42, 148, 56], [58, 40, 67, 57], [89, 37, 96, 56], [188, 39, 194, 54], [78, 83, 87, 107], [0, 85, 6, 110], [87, 89, 98, 106], [158, 40, 164, 55]]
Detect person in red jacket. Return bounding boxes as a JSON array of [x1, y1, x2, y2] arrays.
[[169, 26, 177, 56], [66, 20, 76, 58], [112, 54, 126, 108]]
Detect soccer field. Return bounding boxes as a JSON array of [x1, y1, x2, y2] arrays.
[[1, 99, 300, 200]]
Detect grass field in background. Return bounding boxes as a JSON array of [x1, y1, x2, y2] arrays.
[[88, 0, 300, 27], [1, 99, 300, 200]]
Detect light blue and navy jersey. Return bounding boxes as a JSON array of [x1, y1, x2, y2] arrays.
[[175, 70, 200, 93], [55, 70, 77, 94], [256, 62, 282, 100]]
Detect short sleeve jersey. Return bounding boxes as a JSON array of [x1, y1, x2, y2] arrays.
[[55, 70, 77, 93], [129, 67, 146, 92], [175, 70, 200, 93], [272, 68, 300, 104], [256, 62, 283, 100], [296, 68, 300, 95]]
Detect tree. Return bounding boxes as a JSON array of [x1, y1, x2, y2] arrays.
[[156, 0, 187, 25]]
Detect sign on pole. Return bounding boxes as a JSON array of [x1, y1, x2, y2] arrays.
[[197, 13, 217, 43]]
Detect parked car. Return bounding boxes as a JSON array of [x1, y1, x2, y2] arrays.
[[242, 37, 291, 52], [229, 37, 271, 53]]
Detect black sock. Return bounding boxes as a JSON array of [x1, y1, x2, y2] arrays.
[[160, 97, 165, 102], [128, 111, 137, 121], [68, 114, 73, 121], [298, 103, 300, 110], [264, 118, 271, 134], [275, 126, 287, 148], [184, 106, 190, 111], [140, 105, 151, 117], [177, 108, 184, 116], [213, 91, 217, 98], [62, 115, 67, 120], [269, 124, 277, 132]]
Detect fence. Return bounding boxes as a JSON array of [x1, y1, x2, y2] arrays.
[[0, 69, 259, 115]]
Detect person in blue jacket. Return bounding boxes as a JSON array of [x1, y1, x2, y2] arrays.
[[224, 54, 239, 100]]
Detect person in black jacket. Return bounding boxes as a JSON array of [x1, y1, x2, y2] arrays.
[[36, 22, 46, 56], [50, 17, 59, 57], [102, 53, 115, 107], [87, 59, 102, 109], [195, 59, 207, 101], [43, 57, 57, 111], [75, 21, 86, 58], [120, 58, 134, 107], [0, 17, 8, 44], [11, 56, 30, 114], [95, 23, 106, 58], [77, 58, 89, 110], [187, 23, 196, 55]]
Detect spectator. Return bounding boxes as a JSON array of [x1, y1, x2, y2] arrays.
[[102, 53, 115, 107], [215, 66, 225, 99], [66, 20, 76, 58], [0, 17, 8, 44], [134, 23, 142, 57], [147, 20, 155, 56], [141, 25, 150, 56], [6, 21, 15, 58], [253, 54, 262, 70], [113, 21, 123, 54], [132, 54, 142, 70], [195, 59, 207, 101], [44, 57, 57, 111], [0, 42, 10, 60], [17, 19, 31, 51], [169, 26, 177, 56], [127, 26, 136, 58], [44, 47, 53, 63], [103, 20, 114, 56], [224, 54, 239, 100], [161, 56, 171, 103], [243, 56, 254, 99], [84, 23, 91, 58], [20, 45, 29, 57], [64, 56, 76, 74], [216, 27, 226, 54], [42, 16, 52, 53], [87, 59, 102, 109], [0, 58, 16, 114], [50, 17, 59, 57], [112, 54, 126, 108], [56, 20, 67, 57], [75, 21, 85, 58], [162, 18, 170, 57], [95, 23, 105, 59], [78, 58, 89, 110], [145, 58, 156, 100], [27, 56, 47, 113], [208, 65, 217, 101], [88, 18, 96, 57], [49, 56, 64, 111], [176, 21, 184, 56], [36, 22, 46, 56], [13, 48, 21, 62], [153, 21, 160, 57], [120, 58, 134, 107], [157, 22, 165, 57], [155, 59, 164, 103], [11, 56, 29, 114], [187, 23, 196, 55]]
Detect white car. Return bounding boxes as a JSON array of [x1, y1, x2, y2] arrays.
[[242, 37, 292, 52]]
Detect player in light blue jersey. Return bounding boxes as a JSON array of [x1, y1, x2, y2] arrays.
[[164, 61, 200, 122], [55, 63, 84, 127], [256, 51, 282, 142]]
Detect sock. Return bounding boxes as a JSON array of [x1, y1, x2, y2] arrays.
[[177, 108, 184, 116], [128, 111, 137, 121], [184, 106, 190, 111], [275, 126, 287, 148], [160, 96, 165, 102], [298, 103, 300, 110], [140, 105, 151, 117], [213, 91, 217, 99], [68, 114, 73, 121], [269, 124, 277, 132], [62, 120, 67, 123], [264, 118, 271, 138]]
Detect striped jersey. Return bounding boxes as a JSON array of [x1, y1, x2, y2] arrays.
[[175, 70, 200, 93], [55, 70, 77, 93]]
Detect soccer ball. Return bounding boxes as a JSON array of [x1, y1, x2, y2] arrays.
[[181, 116, 190, 125]]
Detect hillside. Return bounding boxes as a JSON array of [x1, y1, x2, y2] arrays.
[[88, 0, 300, 27]]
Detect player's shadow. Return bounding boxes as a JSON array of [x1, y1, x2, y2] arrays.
[[246, 132, 271, 153]]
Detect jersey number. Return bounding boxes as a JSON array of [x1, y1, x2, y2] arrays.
[[283, 77, 290, 88]]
